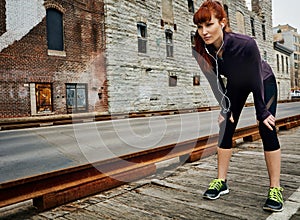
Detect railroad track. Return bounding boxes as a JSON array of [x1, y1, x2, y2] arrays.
[[1, 114, 300, 211]]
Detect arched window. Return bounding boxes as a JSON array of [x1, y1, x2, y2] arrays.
[[0, 0, 6, 35], [46, 8, 64, 51], [236, 11, 245, 34], [223, 4, 230, 27]]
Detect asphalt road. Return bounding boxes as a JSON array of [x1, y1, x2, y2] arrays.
[[0, 102, 299, 184]]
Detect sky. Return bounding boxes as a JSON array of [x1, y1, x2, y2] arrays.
[[245, 0, 300, 31], [272, 0, 300, 31]]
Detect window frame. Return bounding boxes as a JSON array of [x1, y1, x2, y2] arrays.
[[137, 22, 147, 54], [46, 8, 65, 55], [165, 29, 174, 58], [66, 83, 88, 113]]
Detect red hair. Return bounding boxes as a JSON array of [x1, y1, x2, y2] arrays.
[[193, 0, 230, 71]]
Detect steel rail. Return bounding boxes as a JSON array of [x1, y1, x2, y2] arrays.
[[0, 114, 299, 211]]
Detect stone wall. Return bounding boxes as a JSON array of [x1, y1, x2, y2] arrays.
[[104, 0, 275, 114]]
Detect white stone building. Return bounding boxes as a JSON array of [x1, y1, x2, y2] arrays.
[[104, 0, 275, 113]]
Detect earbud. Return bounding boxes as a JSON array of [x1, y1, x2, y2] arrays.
[[221, 23, 225, 28]]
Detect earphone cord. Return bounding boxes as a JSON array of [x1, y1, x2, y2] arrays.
[[205, 41, 231, 114]]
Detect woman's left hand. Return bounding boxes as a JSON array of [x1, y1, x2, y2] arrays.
[[263, 114, 276, 131]]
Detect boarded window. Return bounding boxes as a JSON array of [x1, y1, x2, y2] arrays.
[[236, 11, 245, 34], [169, 75, 177, 87], [165, 29, 173, 57], [137, 22, 147, 53], [66, 83, 88, 113], [46, 8, 64, 51], [36, 83, 53, 112], [162, 0, 174, 24]]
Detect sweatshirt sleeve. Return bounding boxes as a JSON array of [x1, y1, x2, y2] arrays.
[[245, 39, 271, 121]]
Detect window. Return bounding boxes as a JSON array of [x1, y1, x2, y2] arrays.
[[0, 0, 6, 35], [276, 54, 280, 72], [193, 75, 200, 86], [223, 5, 230, 27], [187, 0, 194, 13], [162, 0, 174, 24], [66, 83, 88, 113], [250, 17, 255, 36], [263, 51, 267, 61], [46, 8, 64, 51], [236, 11, 245, 34], [286, 57, 289, 74], [281, 55, 284, 73], [36, 83, 53, 113], [137, 22, 147, 53], [169, 75, 177, 87], [190, 31, 196, 48], [262, 23, 266, 41], [165, 29, 173, 57]]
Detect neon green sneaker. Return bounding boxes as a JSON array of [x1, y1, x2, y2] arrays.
[[263, 187, 284, 212], [203, 179, 229, 200]]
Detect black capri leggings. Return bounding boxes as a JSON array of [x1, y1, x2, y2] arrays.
[[218, 75, 280, 151]]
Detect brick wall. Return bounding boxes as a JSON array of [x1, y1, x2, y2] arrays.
[[0, 0, 107, 118]]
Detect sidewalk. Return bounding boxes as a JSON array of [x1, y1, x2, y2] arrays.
[[1, 126, 300, 220]]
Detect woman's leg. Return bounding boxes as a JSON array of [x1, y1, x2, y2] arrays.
[[264, 149, 281, 187], [259, 76, 281, 187], [217, 88, 249, 181], [217, 148, 232, 180], [260, 76, 283, 211]]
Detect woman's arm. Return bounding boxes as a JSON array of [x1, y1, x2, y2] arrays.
[[245, 39, 271, 122]]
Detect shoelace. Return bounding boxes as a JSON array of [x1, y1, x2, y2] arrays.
[[269, 187, 284, 203], [208, 179, 224, 190]]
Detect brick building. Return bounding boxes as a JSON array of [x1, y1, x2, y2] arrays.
[[0, 0, 275, 118], [0, 0, 106, 118]]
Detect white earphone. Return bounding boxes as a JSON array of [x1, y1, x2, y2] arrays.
[[204, 42, 231, 114], [221, 23, 225, 28]]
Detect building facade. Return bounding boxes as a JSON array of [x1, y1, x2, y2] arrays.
[[0, 0, 107, 118], [104, 0, 275, 113], [273, 42, 293, 100], [0, 0, 276, 118], [273, 24, 300, 91]]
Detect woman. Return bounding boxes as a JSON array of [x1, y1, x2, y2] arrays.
[[193, 0, 283, 212]]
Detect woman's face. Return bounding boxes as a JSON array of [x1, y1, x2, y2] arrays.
[[197, 13, 224, 48]]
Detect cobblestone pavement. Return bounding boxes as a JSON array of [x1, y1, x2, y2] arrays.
[[1, 126, 300, 220]]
